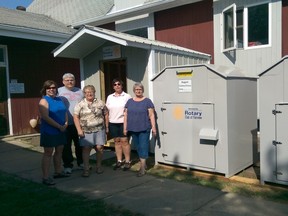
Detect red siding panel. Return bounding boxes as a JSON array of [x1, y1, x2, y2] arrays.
[[1, 37, 80, 135], [155, 0, 214, 63], [283, 0, 288, 57]]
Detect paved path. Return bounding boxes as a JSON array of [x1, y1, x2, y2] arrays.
[[0, 138, 288, 216]]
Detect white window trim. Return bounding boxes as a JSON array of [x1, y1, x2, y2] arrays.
[[221, 3, 237, 52], [243, 1, 271, 50]]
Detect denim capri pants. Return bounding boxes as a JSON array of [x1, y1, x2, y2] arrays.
[[130, 129, 150, 159], [79, 129, 106, 147]]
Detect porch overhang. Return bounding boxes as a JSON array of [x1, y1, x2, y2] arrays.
[[53, 25, 211, 60]]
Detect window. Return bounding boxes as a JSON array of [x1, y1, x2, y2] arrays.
[[125, 28, 148, 38], [0, 48, 4, 63], [222, 2, 270, 52], [247, 3, 269, 47], [223, 4, 236, 51], [236, 9, 243, 48]]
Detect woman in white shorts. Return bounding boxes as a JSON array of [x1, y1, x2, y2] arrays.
[[73, 85, 109, 177]]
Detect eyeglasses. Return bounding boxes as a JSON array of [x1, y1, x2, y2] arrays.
[[64, 79, 74, 82], [113, 83, 121, 86], [47, 87, 56, 90], [84, 91, 94, 94]]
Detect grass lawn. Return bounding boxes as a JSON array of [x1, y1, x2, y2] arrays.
[[0, 171, 142, 216]]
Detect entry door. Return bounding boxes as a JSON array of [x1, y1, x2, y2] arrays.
[[275, 104, 288, 182], [162, 103, 215, 169], [101, 60, 127, 101], [0, 66, 8, 135]]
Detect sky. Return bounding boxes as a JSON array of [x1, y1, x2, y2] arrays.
[[0, 0, 34, 10]]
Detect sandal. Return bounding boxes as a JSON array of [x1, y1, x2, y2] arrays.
[[96, 167, 104, 174], [113, 160, 123, 170], [82, 170, 90, 177], [123, 161, 132, 171], [137, 170, 146, 177]]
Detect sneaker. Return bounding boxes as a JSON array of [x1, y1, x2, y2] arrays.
[[53, 172, 70, 179], [64, 167, 72, 175], [42, 178, 55, 186], [113, 160, 123, 170], [123, 161, 131, 171], [78, 164, 92, 170]]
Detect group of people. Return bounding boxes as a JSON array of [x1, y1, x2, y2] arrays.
[[39, 74, 156, 186]]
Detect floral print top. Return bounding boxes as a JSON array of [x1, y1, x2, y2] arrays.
[[74, 98, 108, 133]]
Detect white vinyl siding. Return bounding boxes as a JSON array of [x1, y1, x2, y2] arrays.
[[214, 0, 281, 77]]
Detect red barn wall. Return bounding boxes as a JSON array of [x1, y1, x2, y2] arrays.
[[154, 0, 214, 63], [1, 37, 80, 135]]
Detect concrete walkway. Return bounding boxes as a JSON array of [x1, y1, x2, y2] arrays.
[[0, 137, 288, 216]]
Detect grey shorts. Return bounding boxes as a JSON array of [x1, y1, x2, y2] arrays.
[[79, 129, 106, 147]]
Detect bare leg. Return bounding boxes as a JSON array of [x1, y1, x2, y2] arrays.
[[137, 158, 147, 177], [53, 145, 64, 174], [42, 147, 53, 179], [82, 146, 92, 171], [114, 137, 122, 162], [95, 145, 104, 174], [121, 137, 130, 162]]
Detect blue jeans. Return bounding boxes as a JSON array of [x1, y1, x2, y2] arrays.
[[130, 129, 150, 159]]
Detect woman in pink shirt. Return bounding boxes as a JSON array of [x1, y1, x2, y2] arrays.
[[106, 79, 132, 171]]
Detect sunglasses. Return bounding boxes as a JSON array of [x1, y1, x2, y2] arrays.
[[47, 87, 56, 90], [113, 83, 121, 86]]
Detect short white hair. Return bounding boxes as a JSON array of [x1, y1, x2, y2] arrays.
[[62, 73, 75, 80]]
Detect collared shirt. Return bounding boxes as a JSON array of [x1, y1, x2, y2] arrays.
[[106, 91, 131, 123], [74, 98, 108, 132]]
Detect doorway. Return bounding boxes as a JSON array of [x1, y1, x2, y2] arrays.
[[101, 60, 127, 101], [0, 66, 9, 136]]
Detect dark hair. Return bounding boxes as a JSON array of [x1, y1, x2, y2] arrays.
[[112, 78, 123, 86], [40, 80, 58, 96]]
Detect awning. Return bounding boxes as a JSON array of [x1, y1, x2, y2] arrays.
[[53, 25, 211, 60]]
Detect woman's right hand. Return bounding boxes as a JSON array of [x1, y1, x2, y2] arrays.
[[77, 130, 85, 137], [123, 129, 127, 136]]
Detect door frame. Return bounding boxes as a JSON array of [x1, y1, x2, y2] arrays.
[[99, 59, 127, 102], [0, 45, 12, 135]]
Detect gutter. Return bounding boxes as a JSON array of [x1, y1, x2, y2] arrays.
[[0, 24, 73, 43]]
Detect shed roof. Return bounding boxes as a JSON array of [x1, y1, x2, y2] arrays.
[[53, 25, 211, 60], [0, 7, 75, 42], [259, 55, 288, 77], [152, 64, 258, 81]]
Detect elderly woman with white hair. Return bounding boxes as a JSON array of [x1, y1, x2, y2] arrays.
[[123, 83, 157, 177]]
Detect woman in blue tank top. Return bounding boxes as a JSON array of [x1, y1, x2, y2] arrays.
[[39, 80, 69, 185]]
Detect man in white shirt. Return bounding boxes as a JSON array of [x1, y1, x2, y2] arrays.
[[58, 73, 83, 174]]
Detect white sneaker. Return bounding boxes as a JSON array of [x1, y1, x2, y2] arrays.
[[64, 167, 72, 174], [78, 164, 92, 170]]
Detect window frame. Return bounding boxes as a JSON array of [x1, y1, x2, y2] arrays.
[[221, 1, 271, 52], [222, 4, 237, 52], [243, 1, 271, 50]]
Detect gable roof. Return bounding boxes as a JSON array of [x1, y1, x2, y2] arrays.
[[27, 0, 202, 27], [53, 25, 211, 60], [27, 0, 114, 26], [0, 7, 76, 43]]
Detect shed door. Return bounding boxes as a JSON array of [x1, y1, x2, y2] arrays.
[[162, 103, 215, 169], [275, 104, 288, 182]]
